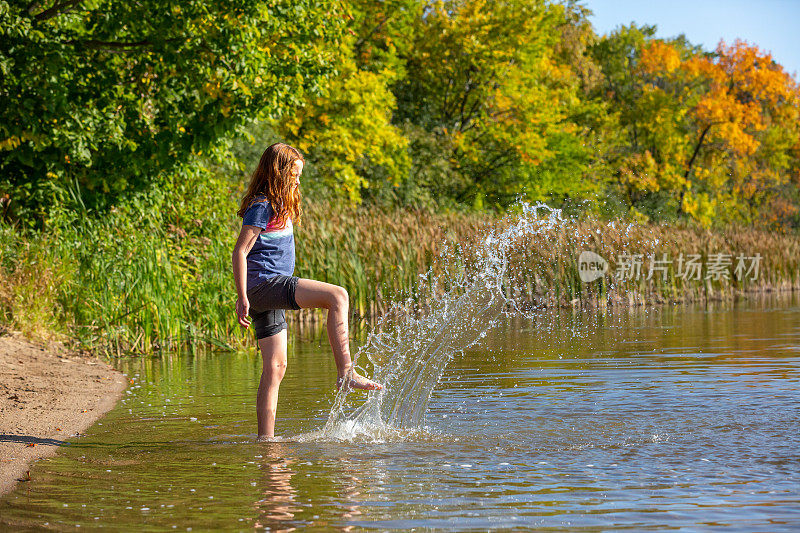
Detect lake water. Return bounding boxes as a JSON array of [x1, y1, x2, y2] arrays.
[[2, 296, 800, 530]]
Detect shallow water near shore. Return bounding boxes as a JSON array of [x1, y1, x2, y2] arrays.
[[2, 295, 800, 530]]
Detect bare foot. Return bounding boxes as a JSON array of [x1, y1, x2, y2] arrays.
[[337, 372, 383, 391]]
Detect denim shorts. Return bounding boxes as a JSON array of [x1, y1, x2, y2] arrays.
[[246, 275, 301, 339]]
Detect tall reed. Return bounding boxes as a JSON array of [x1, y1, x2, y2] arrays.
[[1, 196, 798, 356]]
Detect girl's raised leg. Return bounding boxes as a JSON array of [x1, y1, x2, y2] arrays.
[[256, 329, 288, 440], [294, 278, 382, 390]]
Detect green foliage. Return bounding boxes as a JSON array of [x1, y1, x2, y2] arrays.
[[272, 0, 416, 204], [0, 0, 347, 220], [276, 50, 412, 203], [392, 0, 603, 209], [4, 0, 798, 226], [0, 160, 242, 352]]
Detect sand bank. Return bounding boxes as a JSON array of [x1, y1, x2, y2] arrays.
[[0, 335, 126, 496]]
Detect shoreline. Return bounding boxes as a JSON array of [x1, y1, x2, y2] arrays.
[[0, 334, 127, 496]]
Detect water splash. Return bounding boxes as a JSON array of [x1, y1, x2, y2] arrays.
[[319, 202, 568, 441]]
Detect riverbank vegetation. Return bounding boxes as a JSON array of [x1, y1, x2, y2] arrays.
[[2, 171, 797, 355], [2, 0, 799, 354]]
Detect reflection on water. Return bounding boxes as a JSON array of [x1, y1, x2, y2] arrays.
[[1, 295, 800, 530], [254, 444, 299, 529]]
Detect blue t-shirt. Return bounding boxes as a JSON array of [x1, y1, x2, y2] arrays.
[[241, 198, 295, 289]]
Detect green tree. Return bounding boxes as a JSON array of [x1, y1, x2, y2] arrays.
[[392, 0, 600, 210], [587, 24, 697, 220], [0, 0, 347, 221], [273, 0, 419, 205]]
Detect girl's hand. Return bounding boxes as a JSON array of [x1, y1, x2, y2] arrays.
[[236, 296, 251, 328]]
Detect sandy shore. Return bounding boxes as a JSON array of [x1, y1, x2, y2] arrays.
[[0, 334, 127, 496]]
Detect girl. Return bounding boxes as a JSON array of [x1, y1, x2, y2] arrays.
[[232, 142, 382, 441]]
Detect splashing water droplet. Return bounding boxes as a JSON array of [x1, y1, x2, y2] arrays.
[[316, 201, 573, 440]]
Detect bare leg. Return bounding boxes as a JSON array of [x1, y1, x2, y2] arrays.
[[294, 278, 382, 390], [256, 329, 288, 439]]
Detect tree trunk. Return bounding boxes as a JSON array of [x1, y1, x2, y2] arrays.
[[678, 124, 712, 217]]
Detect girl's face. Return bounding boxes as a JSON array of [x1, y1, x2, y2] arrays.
[[291, 159, 304, 189]]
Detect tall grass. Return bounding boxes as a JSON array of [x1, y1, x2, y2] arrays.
[[501, 216, 800, 308], [1, 191, 799, 356], [295, 201, 488, 318]]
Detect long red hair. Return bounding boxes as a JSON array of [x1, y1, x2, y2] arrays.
[[237, 142, 303, 227]]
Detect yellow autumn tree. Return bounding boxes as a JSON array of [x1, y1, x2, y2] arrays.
[[682, 40, 800, 225], [277, 59, 411, 203], [393, 0, 599, 208], [275, 3, 412, 204], [593, 27, 800, 227]]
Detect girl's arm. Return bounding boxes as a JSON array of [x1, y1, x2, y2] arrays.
[[232, 224, 261, 328]]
